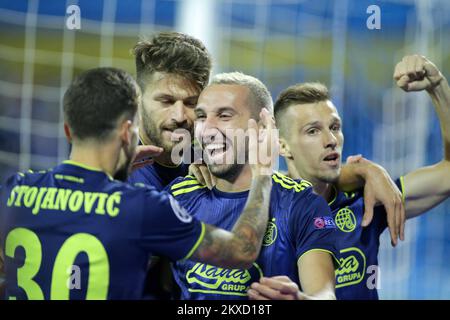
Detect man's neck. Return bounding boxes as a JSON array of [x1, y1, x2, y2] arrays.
[[69, 142, 118, 178], [312, 181, 334, 203], [286, 161, 334, 202], [215, 164, 253, 193]]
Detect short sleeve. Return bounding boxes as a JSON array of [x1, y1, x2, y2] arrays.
[[138, 188, 205, 262], [289, 190, 340, 266]]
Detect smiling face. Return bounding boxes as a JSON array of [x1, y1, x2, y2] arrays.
[[140, 72, 200, 153], [194, 84, 253, 179], [281, 100, 344, 185]]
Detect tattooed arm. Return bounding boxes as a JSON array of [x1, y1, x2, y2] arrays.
[[192, 175, 272, 269], [190, 108, 277, 269]]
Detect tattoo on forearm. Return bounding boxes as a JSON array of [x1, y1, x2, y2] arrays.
[[194, 175, 272, 268]]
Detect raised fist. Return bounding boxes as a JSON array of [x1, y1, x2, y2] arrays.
[[394, 55, 443, 92]]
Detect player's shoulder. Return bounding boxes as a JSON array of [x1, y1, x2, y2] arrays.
[[113, 177, 161, 196], [5, 168, 53, 187], [271, 171, 313, 197], [330, 187, 364, 211], [128, 163, 154, 180], [167, 175, 208, 199], [112, 179, 177, 214]]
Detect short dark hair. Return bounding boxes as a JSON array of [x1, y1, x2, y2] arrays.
[[274, 82, 329, 137], [63, 67, 140, 141], [133, 32, 212, 91]]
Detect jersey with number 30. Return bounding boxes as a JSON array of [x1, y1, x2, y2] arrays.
[[0, 161, 204, 300]]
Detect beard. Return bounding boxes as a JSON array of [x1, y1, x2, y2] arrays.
[[208, 163, 244, 181], [141, 108, 192, 154], [201, 133, 249, 181], [204, 147, 247, 182], [317, 168, 341, 184]]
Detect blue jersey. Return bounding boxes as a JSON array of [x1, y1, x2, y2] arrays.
[[128, 160, 188, 192], [328, 178, 403, 300], [166, 172, 339, 300], [0, 161, 204, 300]]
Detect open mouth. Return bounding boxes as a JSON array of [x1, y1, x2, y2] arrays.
[[204, 142, 230, 163], [323, 152, 340, 166]]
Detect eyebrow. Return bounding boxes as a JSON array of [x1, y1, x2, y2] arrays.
[[330, 116, 342, 124], [195, 106, 237, 114], [216, 107, 237, 114], [153, 93, 199, 101], [301, 116, 342, 129], [301, 120, 322, 130], [194, 108, 205, 116], [184, 96, 198, 103]]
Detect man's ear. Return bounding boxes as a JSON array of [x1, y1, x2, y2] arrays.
[[63, 123, 72, 143], [119, 120, 132, 146], [279, 137, 293, 159]]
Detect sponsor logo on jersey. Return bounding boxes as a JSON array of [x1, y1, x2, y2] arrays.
[[335, 247, 366, 288], [185, 262, 263, 296]]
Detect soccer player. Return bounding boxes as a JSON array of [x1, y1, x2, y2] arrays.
[[0, 67, 277, 300], [128, 31, 213, 299], [248, 55, 450, 300], [166, 72, 340, 300], [128, 31, 212, 191]]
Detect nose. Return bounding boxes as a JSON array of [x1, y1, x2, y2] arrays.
[[196, 115, 219, 144], [171, 101, 188, 124], [324, 129, 337, 150]]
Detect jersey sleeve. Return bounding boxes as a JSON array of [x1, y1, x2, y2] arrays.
[[138, 188, 205, 262], [289, 189, 340, 266], [163, 176, 186, 193]]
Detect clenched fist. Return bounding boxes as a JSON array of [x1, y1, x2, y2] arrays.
[[394, 55, 444, 92]]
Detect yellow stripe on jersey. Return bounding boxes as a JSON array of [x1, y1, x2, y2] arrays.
[[171, 178, 202, 191], [172, 185, 207, 196], [399, 176, 406, 205], [328, 185, 338, 206], [297, 248, 341, 269], [275, 172, 312, 188], [272, 172, 312, 193], [182, 222, 206, 261], [62, 160, 114, 180]]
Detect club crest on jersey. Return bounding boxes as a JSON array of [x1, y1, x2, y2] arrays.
[[335, 207, 356, 232], [335, 247, 366, 288], [313, 216, 336, 229], [186, 263, 263, 296], [263, 218, 277, 246]]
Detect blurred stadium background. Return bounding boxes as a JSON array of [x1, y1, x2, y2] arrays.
[[0, 0, 449, 299]]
